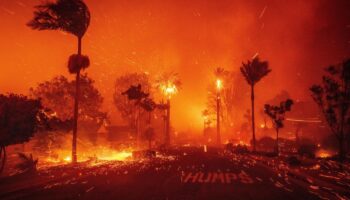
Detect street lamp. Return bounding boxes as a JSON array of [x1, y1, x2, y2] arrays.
[[216, 79, 222, 146], [161, 82, 177, 146]]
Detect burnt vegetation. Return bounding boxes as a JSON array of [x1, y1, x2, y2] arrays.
[[310, 59, 350, 161]]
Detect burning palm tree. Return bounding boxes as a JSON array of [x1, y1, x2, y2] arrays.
[[240, 56, 271, 152], [28, 0, 91, 163]]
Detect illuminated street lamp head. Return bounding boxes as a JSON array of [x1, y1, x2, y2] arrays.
[[216, 79, 223, 91], [161, 82, 177, 99]]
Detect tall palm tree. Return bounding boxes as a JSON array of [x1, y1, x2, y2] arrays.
[[240, 56, 271, 152], [28, 0, 91, 163]]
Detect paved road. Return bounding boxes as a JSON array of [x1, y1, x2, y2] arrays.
[[0, 147, 348, 200]]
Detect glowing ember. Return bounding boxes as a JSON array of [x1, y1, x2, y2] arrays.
[[40, 147, 133, 166], [318, 152, 330, 158]]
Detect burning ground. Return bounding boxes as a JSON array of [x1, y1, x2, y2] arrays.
[[0, 147, 350, 200]]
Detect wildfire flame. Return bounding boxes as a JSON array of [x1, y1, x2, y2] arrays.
[[42, 147, 133, 166], [316, 149, 334, 158], [63, 156, 72, 162], [97, 151, 132, 161]]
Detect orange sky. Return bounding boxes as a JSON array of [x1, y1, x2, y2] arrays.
[[0, 0, 349, 131]]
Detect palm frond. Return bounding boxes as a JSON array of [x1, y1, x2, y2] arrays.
[[28, 0, 90, 38], [240, 56, 271, 86], [155, 72, 182, 89]]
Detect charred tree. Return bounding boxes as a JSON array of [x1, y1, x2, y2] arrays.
[[310, 59, 350, 161], [264, 99, 294, 155]]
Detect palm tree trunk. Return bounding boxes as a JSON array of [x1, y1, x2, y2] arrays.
[[217, 92, 221, 146], [165, 99, 170, 146], [72, 36, 82, 163], [251, 85, 256, 152], [0, 146, 6, 174]]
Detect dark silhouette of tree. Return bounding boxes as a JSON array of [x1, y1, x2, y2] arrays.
[[141, 98, 157, 149], [122, 84, 149, 101], [261, 90, 291, 128], [114, 73, 151, 129], [241, 56, 271, 152], [155, 72, 181, 146], [264, 99, 294, 155], [28, 0, 91, 163], [30, 75, 106, 148], [310, 59, 350, 161], [140, 98, 157, 113], [0, 94, 48, 173], [122, 84, 151, 147]]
